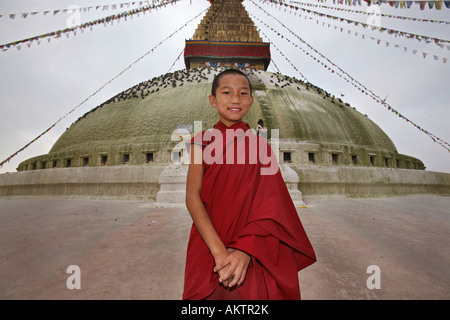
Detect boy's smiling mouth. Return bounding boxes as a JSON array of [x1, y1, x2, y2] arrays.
[[228, 107, 241, 112]]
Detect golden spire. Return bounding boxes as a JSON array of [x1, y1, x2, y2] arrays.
[[184, 0, 270, 70], [193, 0, 262, 42]]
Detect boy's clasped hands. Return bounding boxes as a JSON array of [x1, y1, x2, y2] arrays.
[[214, 248, 251, 289]]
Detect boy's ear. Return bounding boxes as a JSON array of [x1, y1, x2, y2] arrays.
[[209, 95, 217, 108]]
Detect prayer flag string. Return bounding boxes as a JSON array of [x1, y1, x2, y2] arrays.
[[265, 1, 450, 63], [0, 0, 182, 52], [0, 7, 207, 168], [0, 1, 150, 21], [256, 26, 310, 81], [323, 0, 450, 10], [290, 0, 450, 24], [259, 0, 450, 50], [168, 48, 185, 73], [249, 0, 450, 152]]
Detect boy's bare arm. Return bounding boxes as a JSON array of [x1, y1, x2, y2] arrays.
[[185, 145, 229, 275]]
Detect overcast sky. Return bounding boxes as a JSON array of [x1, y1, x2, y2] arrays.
[[0, 0, 449, 174]]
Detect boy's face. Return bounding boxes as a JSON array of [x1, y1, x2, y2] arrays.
[[209, 74, 254, 127]]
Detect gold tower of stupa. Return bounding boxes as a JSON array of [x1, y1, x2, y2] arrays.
[[184, 0, 271, 70]]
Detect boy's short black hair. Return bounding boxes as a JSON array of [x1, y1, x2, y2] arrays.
[[211, 69, 253, 97]]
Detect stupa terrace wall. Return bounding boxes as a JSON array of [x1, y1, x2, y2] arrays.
[[1, 164, 448, 200]]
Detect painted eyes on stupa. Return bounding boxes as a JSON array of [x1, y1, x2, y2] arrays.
[[232, 62, 251, 68], [203, 62, 223, 67], [202, 62, 252, 68]]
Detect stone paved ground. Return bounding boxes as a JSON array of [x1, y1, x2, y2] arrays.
[[0, 196, 448, 300]]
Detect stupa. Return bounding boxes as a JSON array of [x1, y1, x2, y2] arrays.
[[17, 0, 423, 172], [7, 0, 444, 200]]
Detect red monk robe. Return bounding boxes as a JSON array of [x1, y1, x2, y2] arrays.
[[182, 121, 316, 300]]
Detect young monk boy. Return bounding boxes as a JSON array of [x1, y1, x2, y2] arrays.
[[182, 69, 316, 300]]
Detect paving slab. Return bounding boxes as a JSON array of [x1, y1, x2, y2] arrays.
[[0, 196, 448, 300]]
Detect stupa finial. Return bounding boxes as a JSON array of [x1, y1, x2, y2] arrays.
[[184, 0, 270, 70]]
